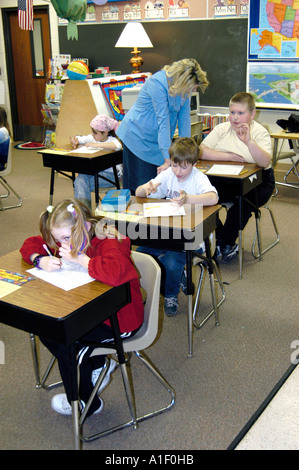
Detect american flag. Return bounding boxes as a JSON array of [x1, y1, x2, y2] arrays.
[[18, 0, 34, 31]]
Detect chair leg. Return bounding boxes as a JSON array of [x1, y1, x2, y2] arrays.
[[192, 260, 226, 329], [0, 176, 22, 210], [80, 351, 175, 442], [252, 206, 280, 259]]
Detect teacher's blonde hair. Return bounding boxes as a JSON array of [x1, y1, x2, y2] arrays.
[[164, 58, 209, 97]]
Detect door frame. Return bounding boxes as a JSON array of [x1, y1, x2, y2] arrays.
[[2, 5, 51, 142]]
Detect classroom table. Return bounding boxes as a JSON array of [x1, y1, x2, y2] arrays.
[[38, 147, 123, 205], [96, 196, 222, 358], [270, 130, 299, 189], [0, 250, 131, 450], [196, 161, 263, 279]]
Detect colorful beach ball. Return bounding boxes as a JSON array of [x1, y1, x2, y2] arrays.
[[67, 60, 89, 80]]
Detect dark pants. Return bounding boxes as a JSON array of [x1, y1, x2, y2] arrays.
[[122, 144, 158, 194], [41, 323, 139, 417], [215, 168, 275, 247]]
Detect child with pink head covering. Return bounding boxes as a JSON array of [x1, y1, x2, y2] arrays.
[[70, 114, 123, 209]]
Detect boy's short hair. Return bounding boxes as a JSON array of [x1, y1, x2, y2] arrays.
[[169, 137, 200, 165], [229, 92, 256, 113]]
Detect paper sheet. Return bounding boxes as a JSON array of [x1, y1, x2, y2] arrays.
[[143, 202, 186, 217], [68, 146, 103, 154], [95, 209, 144, 222], [27, 261, 95, 291], [206, 164, 244, 175], [0, 280, 21, 299]]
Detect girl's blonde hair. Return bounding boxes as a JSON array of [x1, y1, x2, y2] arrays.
[[164, 58, 209, 97], [39, 199, 99, 256]]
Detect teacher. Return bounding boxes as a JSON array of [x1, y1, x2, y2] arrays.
[[117, 58, 209, 193]]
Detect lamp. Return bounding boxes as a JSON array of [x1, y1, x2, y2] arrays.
[[115, 22, 153, 73]]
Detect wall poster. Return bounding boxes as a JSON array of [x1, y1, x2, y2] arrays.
[[247, 0, 299, 108]]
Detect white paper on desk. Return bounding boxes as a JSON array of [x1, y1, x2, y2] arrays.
[[206, 164, 244, 175], [27, 261, 95, 291], [69, 146, 103, 154], [143, 202, 186, 217]]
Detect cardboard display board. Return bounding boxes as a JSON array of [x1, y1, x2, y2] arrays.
[[55, 80, 98, 148]]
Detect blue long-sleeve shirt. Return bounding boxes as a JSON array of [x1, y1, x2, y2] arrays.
[[117, 70, 191, 166]]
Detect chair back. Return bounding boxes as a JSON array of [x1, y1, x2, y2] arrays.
[[0, 139, 12, 176], [93, 251, 161, 356]]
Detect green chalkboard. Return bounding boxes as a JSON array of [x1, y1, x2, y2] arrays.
[[58, 18, 248, 107]]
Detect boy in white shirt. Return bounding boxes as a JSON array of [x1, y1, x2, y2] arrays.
[[136, 137, 218, 317]]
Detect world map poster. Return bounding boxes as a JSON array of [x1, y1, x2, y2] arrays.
[[249, 0, 299, 60]]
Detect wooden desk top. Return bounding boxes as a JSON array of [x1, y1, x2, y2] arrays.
[[99, 195, 221, 231], [270, 131, 299, 140], [0, 250, 113, 319], [38, 147, 117, 159]]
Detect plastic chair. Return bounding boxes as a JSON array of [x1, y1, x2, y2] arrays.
[[192, 232, 226, 329], [78, 251, 175, 441], [272, 138, 299, 190], [0, 139, 22, 211]]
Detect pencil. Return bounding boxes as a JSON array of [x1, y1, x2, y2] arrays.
[[239, 170, 248, 175], [43, 244, 53, 257]]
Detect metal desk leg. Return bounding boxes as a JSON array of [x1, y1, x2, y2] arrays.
[[238, 195, 243, 279], [204, 238, 219, 326], [273, 138, 278, 167], [94, 174, 99, 206], [112, 166, 120, 189], [186, 251, 193, 358], [68, 343, 81, 450], [49, 169, 55, 205]]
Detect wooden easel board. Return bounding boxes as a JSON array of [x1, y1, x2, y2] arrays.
[[55, 80, 98, 149]]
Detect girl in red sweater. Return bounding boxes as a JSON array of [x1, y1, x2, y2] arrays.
[[20, 199, 144, 417]]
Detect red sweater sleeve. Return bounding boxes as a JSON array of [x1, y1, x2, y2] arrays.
[[86, 237, 144, 333], [19, 236, 55, 264]]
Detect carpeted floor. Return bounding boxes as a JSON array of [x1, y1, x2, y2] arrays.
[[0, 145, 298, 450]]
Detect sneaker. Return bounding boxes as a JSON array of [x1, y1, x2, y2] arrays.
[[179, 270, 195, 296], [51, 393, 103, 416], [164, 296, 179, 317], [221, 244, 239, 264], [91, 358, 117, 393], [214, 245, 222, 260]]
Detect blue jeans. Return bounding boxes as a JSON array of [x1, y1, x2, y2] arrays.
[[137, 246, 202, 298], [74, 170, 117, 208]]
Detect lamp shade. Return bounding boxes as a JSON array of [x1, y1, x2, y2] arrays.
[[115, 22, 153, 48]]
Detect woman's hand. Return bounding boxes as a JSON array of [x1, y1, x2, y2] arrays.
[[157, 159, 170, 174]]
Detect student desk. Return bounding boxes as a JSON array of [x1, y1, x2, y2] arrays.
[[96, 196, 222, 358], [0, 250, 131, 450], [270, 131, 299, 189], [38, 147, 123, 205], [196, 161, 263, 279]]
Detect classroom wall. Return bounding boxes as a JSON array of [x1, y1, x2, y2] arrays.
[[0, 1, 294, 151], [58, 18, 247, 108]]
